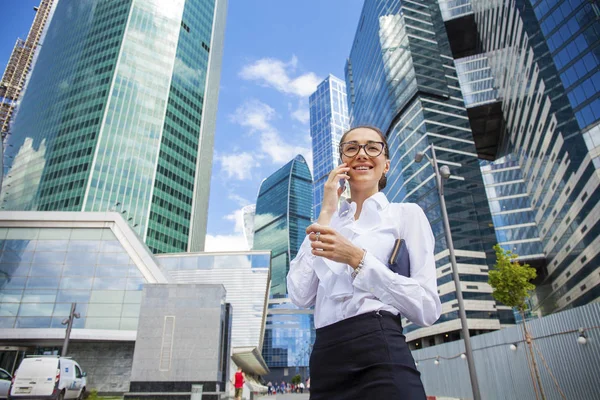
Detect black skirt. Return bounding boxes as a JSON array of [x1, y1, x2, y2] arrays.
[[309, 310, 426, 400]]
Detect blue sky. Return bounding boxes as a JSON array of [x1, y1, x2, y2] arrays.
[[0, 0, 364, 251]]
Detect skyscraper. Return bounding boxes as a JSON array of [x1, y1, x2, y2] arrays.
[[309, 75, 350, 217], [0, 0, 227, 254], [253, 155, 314, 381], [345, 0, 510, 347], [442, 0, 600, 312], [0, 0, 55, 138]]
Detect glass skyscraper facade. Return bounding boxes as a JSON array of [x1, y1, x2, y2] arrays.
[[345, 0, 511, 347], [442, 0, 600, 313], [253, 155, 314, 381], [0, 0, 227, 254], [309, 75, 350, 217]]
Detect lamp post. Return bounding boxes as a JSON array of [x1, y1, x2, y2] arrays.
[[415, 147, 482, 400], [61, 303, 80, 356]]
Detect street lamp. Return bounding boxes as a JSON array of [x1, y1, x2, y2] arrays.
[[414, 147, 482, 400], [61, 303, 81, 356]]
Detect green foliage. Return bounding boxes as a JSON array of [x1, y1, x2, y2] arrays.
[[87, 389, 98, 400], [488, 244, 537, 312], [291, 374, 302, 385]]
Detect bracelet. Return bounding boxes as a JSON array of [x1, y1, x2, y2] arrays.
[[351, 249, 367, 279]]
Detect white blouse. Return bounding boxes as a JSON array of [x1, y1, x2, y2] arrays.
[[287, 192, 442, 329]]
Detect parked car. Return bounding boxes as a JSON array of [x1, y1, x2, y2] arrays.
[[8, 356, 86, 400], [0, 368, 12, 399]]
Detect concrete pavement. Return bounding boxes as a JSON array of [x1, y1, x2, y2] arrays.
[[256, 394, 309, 400]]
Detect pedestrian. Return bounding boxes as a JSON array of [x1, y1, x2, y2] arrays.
[[267, 381, 272, 395], [287, 126, 442, 399], [232, 367, 245, 400], [299, 381, 305, 393]]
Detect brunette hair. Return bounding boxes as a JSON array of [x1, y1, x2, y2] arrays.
[[339, 125, 390, 190]]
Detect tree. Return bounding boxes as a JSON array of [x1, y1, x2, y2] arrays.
[[291, 374, 302, 385], [488, 245, 545, 400]]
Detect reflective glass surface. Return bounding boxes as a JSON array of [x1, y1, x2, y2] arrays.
[[0, 0, 222, 255], [0, 227, 146, 330], [309, 75, 350, 217], [346, 0, 502, 334], [253, 155, 314, 370]]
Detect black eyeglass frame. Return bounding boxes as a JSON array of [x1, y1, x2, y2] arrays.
[[339, 140, 386, 158]]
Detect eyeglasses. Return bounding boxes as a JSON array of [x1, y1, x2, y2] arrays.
[[339, 141, 386, 158]]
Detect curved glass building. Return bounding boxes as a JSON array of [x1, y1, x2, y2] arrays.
[[0, 0, 227, 254], [253, 155, 314, 382]]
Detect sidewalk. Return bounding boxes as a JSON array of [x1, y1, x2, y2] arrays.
[[256, 394, 309, 400]]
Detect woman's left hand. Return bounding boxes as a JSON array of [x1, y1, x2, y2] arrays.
[[306, 223, 364, 269]]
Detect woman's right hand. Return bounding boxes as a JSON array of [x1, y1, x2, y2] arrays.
[[317, 163, 351, 225]]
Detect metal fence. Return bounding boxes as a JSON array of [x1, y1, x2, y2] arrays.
[[413, 303, 600, 399]]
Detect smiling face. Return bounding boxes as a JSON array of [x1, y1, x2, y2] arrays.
[[340, 127, 390, 194]]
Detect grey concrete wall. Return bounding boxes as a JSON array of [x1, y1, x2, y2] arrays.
[[413, 303, 600, 399], [68, 341, 135, 393], [130, 284, 227, 383]]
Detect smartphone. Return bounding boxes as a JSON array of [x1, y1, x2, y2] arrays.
[[339, 178, 346, 192]]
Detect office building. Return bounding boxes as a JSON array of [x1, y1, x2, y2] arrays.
[[309, 75, 350, 217], [0, 211, 269, 397], [442, 0, 599, 313], [242, 204, 256, 249], [345, 0, 511, 347], [0, 0, 55, 138], [253, 155, 314, 381], [0, 0, 228, 254]]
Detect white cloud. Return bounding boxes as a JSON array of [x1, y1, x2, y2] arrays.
[[229, 99, 312, 168], [239, 56, 321, 98], [218, 152, 257, 181], [230, 100, 276, 132], [228, 193, 251, 207], [204, 234, 249, 252], [289, 99, 311, 124]]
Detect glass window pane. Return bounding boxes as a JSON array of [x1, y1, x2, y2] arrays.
[[0, 317, 15, 328], [100, 241, 124, 252], [0, 263, 30, 276], [123, 291, 142, 303], [67, 241, 100, 252], [87, 303, 122, 318], [61, 277, 93, 290], [16, 317, 52, 328], [0, 303, 19, 317], [92, 277, 126, 290], [21, 290, 57, 303], [65, 252, 98, 265], [90, 290, 125, 304], [121, 303, 140, 318], [53, 303, 87, 318], [34, 240, 70, 251], [18, 303, 54, 317], [85, 317, 120, 330], [97, 253, 130, 265], [126, 278, 144, 290], [63, 264, 95, 276], [38, 229, 72, 240], [0, 277, 27, 289], [119, 318, 139, 330], [29, 265, 63, 277], [95, 266, 129, 277], [32, 252, 66, 264], [56, 290, 91, 303], [26, 277, 61, 289], [4, 240, 36, 252], [0, 290, 22, 303], [51, 317, 85, 329], [70, 229, 103, 240], [6, 228, 39, 240], [1, 251, 34, 263], [101, 230, 117, 240]]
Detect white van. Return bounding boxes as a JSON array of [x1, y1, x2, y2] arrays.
[[8, 357, 86, 400]]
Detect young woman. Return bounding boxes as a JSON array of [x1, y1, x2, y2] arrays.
[[287, 126, 441, 399]]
